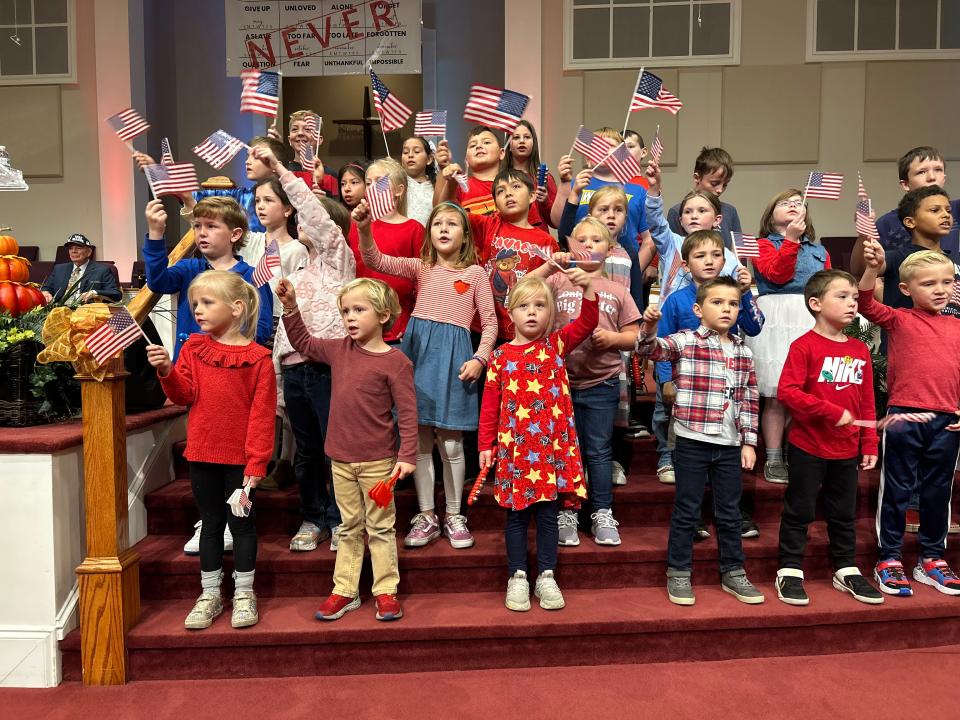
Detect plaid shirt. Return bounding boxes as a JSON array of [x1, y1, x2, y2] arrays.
[[636, 325, 759, 446]]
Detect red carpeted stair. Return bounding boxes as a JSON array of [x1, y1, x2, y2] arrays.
[[60, 438, 960, 681]]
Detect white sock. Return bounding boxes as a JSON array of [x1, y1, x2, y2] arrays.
[[201, 569, 222, 599], [233, 569, 255, 594]]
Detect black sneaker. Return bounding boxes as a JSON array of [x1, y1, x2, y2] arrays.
[[694, 524, 711, 542], [775, 569, 809, 606], [741, 514, 760, 538], [833, 570, 884, 605]]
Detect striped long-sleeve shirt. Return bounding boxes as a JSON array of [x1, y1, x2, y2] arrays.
[[361, 242, 499, 362]]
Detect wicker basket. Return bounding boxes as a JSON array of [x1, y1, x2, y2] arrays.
[[0, 341, 47, 427]]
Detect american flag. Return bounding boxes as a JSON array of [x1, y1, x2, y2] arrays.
[[572, 125, 614, 167], [601, 143, 643, 185], [855, 173, 879, 240], [105, 108, 150, 143], [731, 231, 761, 259], [452, 170, 470, 192], [160, 137, 174, 165], [415, 110, 447, 137], [804, 171, 844, 200], [303, 113, 319, 141], [240, 69, 281, 117], [463, 84, 529, 133], [143, 162, 200, 197], [85, 307, 146, 366], [367, 176, 396, 220], [650, 126, 664, 164], [630, 70, 683, 115], [193, 130, 246, 169], [299, 143, 316, 172], [252, 238, 281, 288], [370, 70, 412, 131]]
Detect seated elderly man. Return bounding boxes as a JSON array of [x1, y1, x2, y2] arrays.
[[41, 233, 121, 303]]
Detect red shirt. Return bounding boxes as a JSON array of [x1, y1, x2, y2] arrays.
[[469, 214, 559, 339], [348, 217, 424, 341], [777, 330, 878, 459], [456, 175, 544, 227], [158, 335, 277, 476]]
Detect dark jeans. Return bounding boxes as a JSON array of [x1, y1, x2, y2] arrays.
[[878, 407, 959, 561], [190, 462, 257, 573], [572, 379, 620, 511], [283, 362, 341, 529], [779, 444, 858, 571], [505, 499, 559, 576], [668, 436, 744, 573]]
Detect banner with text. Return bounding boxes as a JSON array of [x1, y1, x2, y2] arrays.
[[225, 0, 422, 77]]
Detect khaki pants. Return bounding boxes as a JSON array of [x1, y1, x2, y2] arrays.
[[331, 457, 400, 597]]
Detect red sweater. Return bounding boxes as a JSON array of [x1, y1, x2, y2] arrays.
[[858, 285, 960, 413], [283, 310, 418, 464], [158, 335, 277, 476], [777, 330, 878, 459]]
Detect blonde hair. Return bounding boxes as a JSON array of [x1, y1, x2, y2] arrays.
[[899, 250, 954, 282], [338, 278, 402, 332], [187, 270, 260, 340], [506, 275, 555, 336], [572, 216, 613, 248], [595, 127, 624, 145], [192, 197, 249, 250], [367, 157, 408, 217], [588, 184, 628, 213], [289, 109, 318, 124], [422, 203, 476, 268]]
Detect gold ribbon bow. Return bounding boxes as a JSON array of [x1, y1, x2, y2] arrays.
[[37, 303, 113, 381]]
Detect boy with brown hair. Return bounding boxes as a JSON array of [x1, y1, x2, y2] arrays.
[[433, 126, 506, 217], [666, 146, 742, 241]]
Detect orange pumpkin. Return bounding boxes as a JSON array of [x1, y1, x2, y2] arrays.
[[0, 235, 18, 256], [0, 255, 30, 282], [0, 281, 45, 317]]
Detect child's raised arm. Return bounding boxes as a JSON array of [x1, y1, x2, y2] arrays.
[[142, 200, 192, 294], [354, 199, 421, 280], [558, 267, 599, 352], [635, 304, 685, 363]]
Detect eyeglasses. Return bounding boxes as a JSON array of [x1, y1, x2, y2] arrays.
[[775, 198, 804, 209]]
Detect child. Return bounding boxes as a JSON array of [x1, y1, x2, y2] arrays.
[[434, 126, 504, 217], [142, 197, 273, 359], [859, 243, 960, 597], [356, 199, 497, 549], [534, 217, 641, 546], [666, 147, 743, 241], [402, 136, 436, 227], [146, 270, 276, 630], [347, 158, 423, 343], [655, 231, 763, 541], [258, 145, 357, 554], [744, 190, 830, 484], [468, 168, 559, 341], [278, 277, 418, 620], [775, 270, 883, 606], [502, 119, 557, 230], [479, 273, 599, 611], [338, 161, 368, 213], [623, 129, 649, 188], [282, 109, 339, 198], [636, 276, 764, 606]]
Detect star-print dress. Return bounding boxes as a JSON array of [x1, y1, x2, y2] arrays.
[[478, 296, 599, 511]]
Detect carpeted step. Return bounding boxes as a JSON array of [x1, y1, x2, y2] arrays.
[[60, 580, 960, 682], [136, 519, 959, 600]]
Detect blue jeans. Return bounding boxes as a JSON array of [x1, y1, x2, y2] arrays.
[[572, 379, 619, 511], [668, 436, 744, 574], [653, 380, 673, 469], [505, 500, 559, 576], [282, 363, 341, 529]]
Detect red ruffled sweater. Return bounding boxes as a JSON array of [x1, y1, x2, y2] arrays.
[[158, 335, 277, 476]]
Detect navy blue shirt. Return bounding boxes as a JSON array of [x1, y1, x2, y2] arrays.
[[876, 198, 960, 258]]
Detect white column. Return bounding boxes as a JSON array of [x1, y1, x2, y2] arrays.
[[504, 0, 542, 132]]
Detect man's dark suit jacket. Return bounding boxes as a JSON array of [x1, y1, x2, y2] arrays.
[[41, 261, 122, 302]]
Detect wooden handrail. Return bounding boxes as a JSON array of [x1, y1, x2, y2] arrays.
[[127, 229, 196, 323]]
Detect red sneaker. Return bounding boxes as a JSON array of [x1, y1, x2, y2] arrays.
[[905, 508, 920, 533], [314, 593, 360, 621], [374, 593, 403, 621]]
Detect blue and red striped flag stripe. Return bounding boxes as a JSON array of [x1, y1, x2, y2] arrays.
[[240, 69, 281, 117], [463, 84, 529, 134]]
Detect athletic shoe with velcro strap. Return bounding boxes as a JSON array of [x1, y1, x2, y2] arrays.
[[913, 559, 960, 596], [874, 559, 912, 596]]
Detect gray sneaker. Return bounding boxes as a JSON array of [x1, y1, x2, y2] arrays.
[[231, 590, 260, 628], [721, 568, 765, 604], [557, 509, 580, 546], [184, 591, 223, 630], [591, 508, 621, 546], [667, 569, 695, 606], [612, 461, 627, 486], [505, 570, 531, 611], [763, 461, 789, 484], [290, 521, 330, 552], [534, 570, 565, 610]]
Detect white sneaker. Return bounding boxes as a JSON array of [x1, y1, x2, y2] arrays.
[[534, 570, 565, 610], [505, 570, 531, 611], [612, 461, 627, 486], [329, 524, 343, 552], [184, 591, 223, 630], [183, 521, 233, 555]]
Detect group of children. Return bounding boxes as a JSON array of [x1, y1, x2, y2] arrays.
[[136, 111, 959, 630]]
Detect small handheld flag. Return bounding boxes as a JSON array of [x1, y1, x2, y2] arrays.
[[106, 108, 150, 143], [804, 171, 844, 201], [597, 143, 643, 185], [367, 176, 396, 220], [629, 70, 683, 115], [415, 110, 447, 137], [855, 173, 879, 240], [85, 308, 147, 366], [240, 69, 281, 117], [252, 238, 281, 288], [143, 163, 200, 198], [299, 143, 317, 173], [649, 125, 664, 164], [731, 231, 761, 259], [160, 137, 175, 166], [452, 170, 470, 193], [370, 70, 413, 132], [463, 84, 529, 134], [193, 130, 247, 169], [572, 125, 614, 167]]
